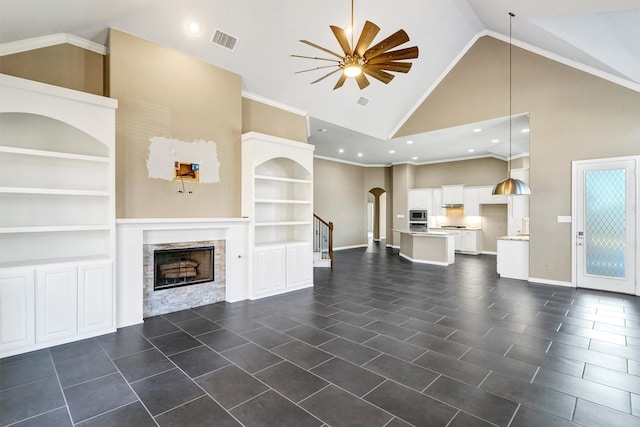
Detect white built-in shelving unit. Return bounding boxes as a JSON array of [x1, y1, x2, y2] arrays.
[[242, 132, 314, 299], [0, 73, 117, 357]]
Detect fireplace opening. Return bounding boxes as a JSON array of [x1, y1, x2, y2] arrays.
[[154, 246, 214, 290]]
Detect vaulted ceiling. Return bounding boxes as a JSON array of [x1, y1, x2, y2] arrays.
[[1, 0, 638, 164]]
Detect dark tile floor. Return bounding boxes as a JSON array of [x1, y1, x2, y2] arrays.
[[2, 243, 639, 426]]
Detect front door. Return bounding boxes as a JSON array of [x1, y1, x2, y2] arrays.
[[573, 157, 637, 294]]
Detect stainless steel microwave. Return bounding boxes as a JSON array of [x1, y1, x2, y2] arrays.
[[409, 209, 428, 221]]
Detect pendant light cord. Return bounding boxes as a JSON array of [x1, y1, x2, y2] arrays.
[[508, 12, 514, 176], [351, 0, 355, 49]]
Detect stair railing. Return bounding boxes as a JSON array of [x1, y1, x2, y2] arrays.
[[313, 214, 334, 267]]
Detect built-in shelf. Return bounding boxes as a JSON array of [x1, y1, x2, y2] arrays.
[[0, 225, 110, 234], [0, 255, 111, 270], [254, 221, 312, 227], [0, 146, 109, 162], [255, 199, 311, 204], [255, 175, 312, 184], [0, 187, 109, 196], [255, 240, 311, 247]]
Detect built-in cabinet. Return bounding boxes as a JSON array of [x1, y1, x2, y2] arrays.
[[0, 73, 117, 357], [242, 132, 314, 299], [443, 229, 482, 254], [442, 185, 464, 205]]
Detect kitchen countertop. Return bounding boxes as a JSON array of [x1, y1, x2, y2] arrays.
[[394, 229, 453, 237], [430, 227, 482, 231], [497, 235, 530, 241]]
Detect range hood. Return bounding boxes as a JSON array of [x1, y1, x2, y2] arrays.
[[442, 203, 464, 209]]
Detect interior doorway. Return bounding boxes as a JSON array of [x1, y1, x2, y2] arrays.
[[573, 156, 638, 295], [369, 188, 387, 242]]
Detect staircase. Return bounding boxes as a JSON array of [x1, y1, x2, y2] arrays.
[[313, 214, 333, 268]]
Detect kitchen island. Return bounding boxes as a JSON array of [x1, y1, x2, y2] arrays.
[[398, 231, 455, 266]]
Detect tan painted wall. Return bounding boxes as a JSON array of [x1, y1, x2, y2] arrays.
[[396, 36, 640, 282], [0, 44, 104, 95], [414, 157, 507, 188], [314, 158, 367, 248], [242, 98, 308, 143], [107, 30, 242, 218], [480, 204, 508, 252], [391, 164, 414, 246]]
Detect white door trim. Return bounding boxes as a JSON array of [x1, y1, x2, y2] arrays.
[[571, 155, 639, 295]]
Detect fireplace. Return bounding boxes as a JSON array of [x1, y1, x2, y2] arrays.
[[154, 246, 214, 290], [143, 239, 226, 317]]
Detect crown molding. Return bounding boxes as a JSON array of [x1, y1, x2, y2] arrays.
[[0, 33, 106, 56], [241, 91, 308, 117], [313, 154, 389, 168]]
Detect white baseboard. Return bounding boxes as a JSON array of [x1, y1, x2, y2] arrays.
[[528, 277, 574, 288], [334, 244, 369, 251], [399, 253, 452, 266], [481, 251, 497, 255]]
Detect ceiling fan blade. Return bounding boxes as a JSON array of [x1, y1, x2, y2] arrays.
[[367, 46, 419, 64], [355, 73, 370, 89], [333, 74, 347, 90], [354, 20, 380, 57], [367, 62, 412, 73], [295, 64, 340, 74], [299, 40, 344, 59], [290, 54, 341, 63], [363, 67, 395, 84], [330, 25, 353, 56], [364, 29, 410, 60], [311, 68, 342, 84]]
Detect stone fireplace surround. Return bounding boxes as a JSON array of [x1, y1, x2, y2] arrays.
[[116, 218, 249, 328]]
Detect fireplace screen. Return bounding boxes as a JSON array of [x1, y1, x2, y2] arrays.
[[154, 246, 214, 290]]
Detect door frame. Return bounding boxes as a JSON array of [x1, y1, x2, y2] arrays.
[[571, 155, 639, 295]]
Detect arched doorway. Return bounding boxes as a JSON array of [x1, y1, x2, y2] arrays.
[[368, 188, 387, 242]]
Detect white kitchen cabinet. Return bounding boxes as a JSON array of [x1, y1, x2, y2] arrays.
[[0, 269, 35, 355], [78, 261, 113, 334], [463, 187, 480, 216], [408, 189, 431, 210], [35, 265, 78, 344], [442, 185, 464, 205], [461, 230, 482, 254], [477, 185, 507, 204], [431, 189, 444, 216], [497, 238, 529, 280], [286, 243, 312, 288]]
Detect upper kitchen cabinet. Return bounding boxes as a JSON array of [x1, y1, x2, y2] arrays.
[[408, 188, 432, 212], [463, 187, 480, 216], [442, 185, 464, 206]]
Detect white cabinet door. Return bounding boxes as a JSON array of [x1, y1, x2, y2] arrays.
[[431, 189, 443, 216], [0, 269, 35, 355], [301, 244, 313, 284], [463, 188, 480, 216], [408, 189, 430, 209], [477, 186, 493, 204], [78, 262, 113, 334], [442, 185, 464, 205], [286, 243, 313, 288], [461, 231, 481, 254], [254, 245, 286, 296], [36, 265, 77, 344]]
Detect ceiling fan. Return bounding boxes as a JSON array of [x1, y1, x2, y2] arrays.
[[291, 0, 419, 90]]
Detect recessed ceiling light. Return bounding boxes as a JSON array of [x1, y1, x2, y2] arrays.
[[357, 153, 363, 157], [468, 149, 475, 153], [338, 148, 344, 153], [473, 128, 482, 133], [186, 21, 202, 35], [491, 139, 499, 143], [412, 156, 418, 160], [389, 150, 395, 154], [521, 128, 530, 133], [406, 140, 414, 144]]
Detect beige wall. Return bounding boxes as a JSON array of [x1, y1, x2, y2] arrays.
[[107, 30, 242, 218], [0, 44, 104, 95], [242, 98, 308, 143], [396, 36, 640, 282], [414, 157, 507, 188], [391, 164, 414, 246], [480, 204, 508, 252], [314, 158, 367, 248]]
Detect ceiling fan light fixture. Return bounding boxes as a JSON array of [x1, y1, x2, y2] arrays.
[[343, 56, 363, 76]]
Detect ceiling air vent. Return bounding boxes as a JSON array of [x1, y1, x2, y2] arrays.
[[356, 96, 370, 107], [211, 29, 238, 51]]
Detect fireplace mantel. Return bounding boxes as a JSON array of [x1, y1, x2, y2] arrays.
[[116, 218, 249, 327]]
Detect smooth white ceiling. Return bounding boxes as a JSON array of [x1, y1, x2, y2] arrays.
[[1, 0, 638, 165]]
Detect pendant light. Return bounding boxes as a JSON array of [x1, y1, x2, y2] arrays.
[[492, 12, 531, 196]]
